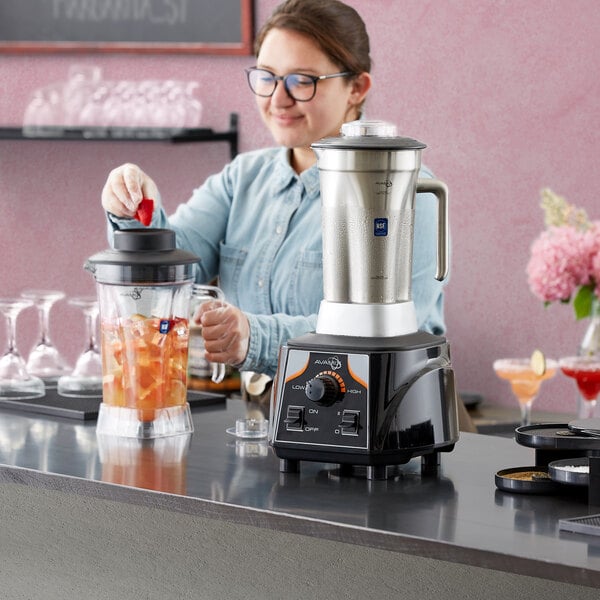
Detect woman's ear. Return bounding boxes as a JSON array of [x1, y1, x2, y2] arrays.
[[349, 72, 372, 106]]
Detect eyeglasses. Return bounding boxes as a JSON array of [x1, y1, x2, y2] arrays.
[[245, 67, 353, 102]]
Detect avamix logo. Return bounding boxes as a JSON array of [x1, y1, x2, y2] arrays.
[[375, 179, 392, 188], [314, 356, 342, 370]]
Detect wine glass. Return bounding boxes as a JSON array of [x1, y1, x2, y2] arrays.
[[0, 298, 45, 399], [63, 64, 102, 127], [57, 297, 103, 398], [493, 356, 558, 426], [22, 82, 64, 136], [559, 356, 600, 419], [22, 289, 71, 387]]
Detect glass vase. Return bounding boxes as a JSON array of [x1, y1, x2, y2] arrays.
[[579, 296, 600, 356], [577, 295, 600, 417]]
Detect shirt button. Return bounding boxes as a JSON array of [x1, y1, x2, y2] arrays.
[[257, 278, 264, 288], [275, 225, 283, 235]]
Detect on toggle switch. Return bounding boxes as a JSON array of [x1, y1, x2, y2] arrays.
[[339, 409, 360, 436], [284, 406, 304, 431]]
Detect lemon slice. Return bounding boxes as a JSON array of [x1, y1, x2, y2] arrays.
[[530, 349, 546, 376]]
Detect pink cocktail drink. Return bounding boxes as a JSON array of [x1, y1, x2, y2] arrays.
[[559, 356, 600, 419], [493, 358, 557, 426]]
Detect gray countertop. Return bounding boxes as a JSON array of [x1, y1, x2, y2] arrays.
[[0, 396, 599, 588]]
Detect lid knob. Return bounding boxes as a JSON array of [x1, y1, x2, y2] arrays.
[[113, 228, 176, 252], [341, 120, 398, 138]]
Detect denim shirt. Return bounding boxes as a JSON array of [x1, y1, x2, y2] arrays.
[[108, 146, 446, 377]]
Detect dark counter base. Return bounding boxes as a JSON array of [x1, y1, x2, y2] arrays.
[[0, 398, 599, 592]]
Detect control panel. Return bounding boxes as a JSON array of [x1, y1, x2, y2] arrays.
[[273, 349, 369, 449]]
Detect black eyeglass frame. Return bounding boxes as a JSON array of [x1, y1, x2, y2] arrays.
[[245, 67, 354, 102]]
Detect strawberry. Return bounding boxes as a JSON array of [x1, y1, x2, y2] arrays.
[[135, 198, 154, 226]]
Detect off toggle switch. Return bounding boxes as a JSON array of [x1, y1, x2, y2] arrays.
[[339, 409, 360, 436], [284, 406, 304, 431]]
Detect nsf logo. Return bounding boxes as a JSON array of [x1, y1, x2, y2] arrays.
[[374, 218, 388, 237]]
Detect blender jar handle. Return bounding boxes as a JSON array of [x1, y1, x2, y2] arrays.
[[416, 178, 449, 281], [191, 284, 226, 384]]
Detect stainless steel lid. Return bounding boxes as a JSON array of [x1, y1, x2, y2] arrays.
[[312, 120, 426, 151]]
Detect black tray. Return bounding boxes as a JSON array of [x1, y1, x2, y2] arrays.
[[559, 513, 600, 536], [515, 423, 600, 452], [0, 387, 226, 421]]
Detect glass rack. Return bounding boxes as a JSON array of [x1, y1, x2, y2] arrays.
[[0, 112, 239, 159]]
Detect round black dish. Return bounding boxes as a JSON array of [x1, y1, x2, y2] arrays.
[[495, 466, 564, 495], [548, 457, 590, 486]]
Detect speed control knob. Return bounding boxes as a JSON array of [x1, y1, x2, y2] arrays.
[[305, 374, 341, 406]]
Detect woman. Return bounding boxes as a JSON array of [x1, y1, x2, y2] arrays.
[[101, 0, 445, 379]]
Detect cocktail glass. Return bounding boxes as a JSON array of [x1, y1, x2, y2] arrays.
[[0, 298, 45, 399], [493, 358, 558, 426], [22, 289, 71, 387], [57, 297, 103, 398], [559, 356, 600, 420]]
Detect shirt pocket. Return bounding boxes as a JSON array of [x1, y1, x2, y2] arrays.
[[289, 249, 323, 315], [218, 241, 248, 307]]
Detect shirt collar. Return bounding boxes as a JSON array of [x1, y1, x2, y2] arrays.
[[271, 147, 320, 198]]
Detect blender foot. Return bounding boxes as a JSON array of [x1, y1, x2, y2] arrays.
[[366, 465, 388, 480], [338, 463, 353, 477], [280, 458, 299, 473], [421, 452, 440, 475]]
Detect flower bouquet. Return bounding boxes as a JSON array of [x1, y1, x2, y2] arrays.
[[526, 188, 600, 319]]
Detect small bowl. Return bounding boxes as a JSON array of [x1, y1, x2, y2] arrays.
[[226, 418, 268, 439], [495, 466, 564, 494]]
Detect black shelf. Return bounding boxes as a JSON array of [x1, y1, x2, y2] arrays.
[[0, 112, 239, 159]]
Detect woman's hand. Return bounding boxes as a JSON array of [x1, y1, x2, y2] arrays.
[[101, 163, 160, 218], [195, 301, 250, 367]]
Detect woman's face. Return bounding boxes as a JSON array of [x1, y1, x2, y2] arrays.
[[255, 27, 369, 152]]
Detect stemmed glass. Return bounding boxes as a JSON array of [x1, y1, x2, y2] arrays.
[[57, 297, 103, 398], [0, 298, 45, 399], [22, 289, 71, 387], [559, 356, 600, 419], [493, 354, 558, 427]]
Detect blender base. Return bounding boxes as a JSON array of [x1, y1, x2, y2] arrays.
[[270, 331, 459, 478], [96, 402, 194, 439]]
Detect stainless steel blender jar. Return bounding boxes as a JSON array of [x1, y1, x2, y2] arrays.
[[270, 121, 459, 479], [315, 119, 449, 337]]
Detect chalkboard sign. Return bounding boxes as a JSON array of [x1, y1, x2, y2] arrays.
[[0, 0, 254, 54]]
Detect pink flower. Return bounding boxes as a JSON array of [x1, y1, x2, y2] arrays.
[[526, 226, 591, 302], [587, 221, 600, 299]]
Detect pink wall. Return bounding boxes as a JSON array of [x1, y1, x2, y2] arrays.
[[0, 0, 599, 414]]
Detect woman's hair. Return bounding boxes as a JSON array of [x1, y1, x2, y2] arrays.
[[255, 0, 371, 76]]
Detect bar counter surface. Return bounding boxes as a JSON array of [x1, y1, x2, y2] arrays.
[[1, 396, 599, 599]]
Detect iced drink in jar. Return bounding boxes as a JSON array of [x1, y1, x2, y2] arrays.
[[101, 313, 190, 422]]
